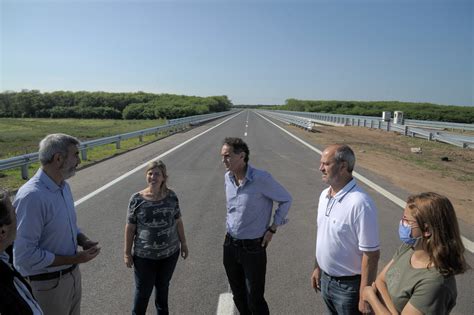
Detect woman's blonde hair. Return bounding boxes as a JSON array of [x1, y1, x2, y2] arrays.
[[145, 160, 168, 193], [407, 192, 468, 276]]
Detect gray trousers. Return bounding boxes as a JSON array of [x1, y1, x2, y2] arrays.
[[29, 266, 82, 315]]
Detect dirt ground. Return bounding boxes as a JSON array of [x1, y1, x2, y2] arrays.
[[284, 123, 474, 226]]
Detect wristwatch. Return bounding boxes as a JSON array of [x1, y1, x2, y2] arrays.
[[267, 227, 277, 234]]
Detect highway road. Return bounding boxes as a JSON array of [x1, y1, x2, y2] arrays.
[[69, 110, 473, 314]]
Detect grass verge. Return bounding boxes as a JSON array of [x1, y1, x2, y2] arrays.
[[0, 118, 169, 191]]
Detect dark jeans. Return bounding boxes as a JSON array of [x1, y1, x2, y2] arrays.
[[132, 251, 179, 315], [223, 234, 269, 315], [320, 271, 361, 315]]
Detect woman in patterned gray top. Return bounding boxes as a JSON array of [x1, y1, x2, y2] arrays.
[[124, 161, 188, 315]]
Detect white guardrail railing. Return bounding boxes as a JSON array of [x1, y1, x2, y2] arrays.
[[259, 110, 474, 149], [0, 110, 237, 179]]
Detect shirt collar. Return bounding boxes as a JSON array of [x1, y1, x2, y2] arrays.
[[244, 164, 255, 182], [326, 178, 357, 201], [37, 168, 64, 192], [230, 164, 254, 185]]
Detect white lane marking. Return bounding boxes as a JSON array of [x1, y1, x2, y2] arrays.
[[216, 292, 234, 315], [75, 112, 242, 207], [255, 111, 474, 253], [244, 109, 250, 137], [461, 235, 474, 253]]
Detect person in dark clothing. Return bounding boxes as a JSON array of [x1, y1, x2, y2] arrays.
[[0, 189, 43, 315]]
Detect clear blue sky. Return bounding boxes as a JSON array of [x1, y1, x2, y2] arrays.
[[1, 0, 472, 106]]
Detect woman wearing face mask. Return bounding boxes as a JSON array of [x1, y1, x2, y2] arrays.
[[362, 192, 468, 315]]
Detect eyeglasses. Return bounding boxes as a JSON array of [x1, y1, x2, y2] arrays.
[[401, 215, 418, 228]]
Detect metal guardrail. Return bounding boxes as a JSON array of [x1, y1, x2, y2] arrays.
[[169, 110, 239, 126], [0, 111, 235, 179], [404, 119, 474, 132], [259, 111, 318, 130], [260, 110, 474, 149], [270, 110, 474, 132]]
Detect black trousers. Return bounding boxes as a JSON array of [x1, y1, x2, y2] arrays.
[[223, 234, 269, 315], [132, 251, 179, 315]]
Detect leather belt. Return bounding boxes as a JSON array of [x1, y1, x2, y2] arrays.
[[27, 264, 77, 281], [323, 271, 361, 281], [225, 233, 262, 247]]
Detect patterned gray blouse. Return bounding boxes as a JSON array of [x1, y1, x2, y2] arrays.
[[127, 190, 181, 260]]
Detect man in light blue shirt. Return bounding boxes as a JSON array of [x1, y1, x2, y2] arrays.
[[221, 137, 292, 315], [13, 133, 100, 315]]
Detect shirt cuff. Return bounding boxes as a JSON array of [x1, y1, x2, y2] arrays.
[[273, 217, 289, 226]]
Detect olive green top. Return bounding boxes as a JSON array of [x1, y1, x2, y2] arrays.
[[386, 244, 457, 314]]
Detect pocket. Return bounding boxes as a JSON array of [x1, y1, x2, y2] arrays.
[[32, 277, 60, 292], [238, 192, 263, 209], [337, 278, 360, 293], [243, 241, 264, 254], [224, 235, 231, 246]]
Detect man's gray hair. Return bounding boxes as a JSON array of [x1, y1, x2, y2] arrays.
[[334, 144, 356, 172], [39, 133, 80, 165]]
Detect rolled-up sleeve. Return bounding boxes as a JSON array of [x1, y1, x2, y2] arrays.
[[13, 193, 55, 272], [261, 173, 292, 226]]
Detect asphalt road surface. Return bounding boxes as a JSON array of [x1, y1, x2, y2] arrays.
[[69, 110, 473, 314]]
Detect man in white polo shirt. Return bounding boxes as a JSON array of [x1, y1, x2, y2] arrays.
[[311, 144, 380, 314]]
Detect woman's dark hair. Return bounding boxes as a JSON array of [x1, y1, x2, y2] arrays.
[[0, 189, 12, 227], [407, 192, 468, 276], [223, 137, 250, 163]]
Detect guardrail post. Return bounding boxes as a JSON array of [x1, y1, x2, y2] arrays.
[[429, 133, 433, 141], [386, 121, 391, 131], [81, 147, 88, 161], [139, 134, 143, 142], [115, 140, 121, 149], [404, 125, 409, 136], [370, 120, 374, 128], [363, 120, 367, 127], [21, 165, 29, 180]]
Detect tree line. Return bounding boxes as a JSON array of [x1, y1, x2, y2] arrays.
[[236, 99, 474, 123], [0, 90, 232, 120]]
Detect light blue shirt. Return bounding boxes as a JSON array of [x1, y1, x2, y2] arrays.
[[13, 168, 79, 276], [224, 164, 292, 239]]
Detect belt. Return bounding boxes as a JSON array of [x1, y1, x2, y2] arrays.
[[323, 271, 360, 281], [27, 264, 77, 282], [225, 233, 262, 247]]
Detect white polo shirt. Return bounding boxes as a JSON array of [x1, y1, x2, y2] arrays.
[[315, 178, 380, 276]]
